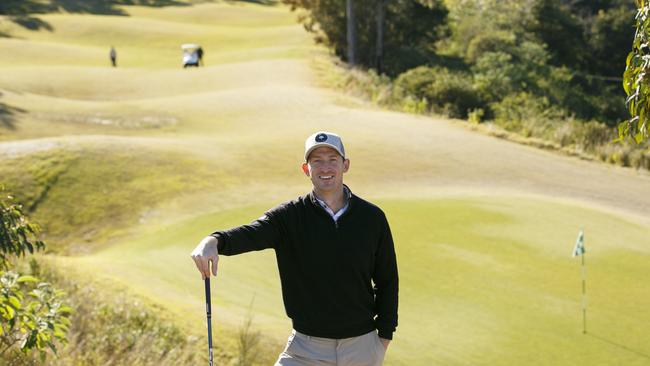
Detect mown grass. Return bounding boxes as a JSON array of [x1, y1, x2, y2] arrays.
[[48, 196, 650, 366], [1, 1, 649, 365], [0, 3, 311, 69]]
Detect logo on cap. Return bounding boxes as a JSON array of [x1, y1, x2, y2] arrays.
[[315, 133, 328, 142]]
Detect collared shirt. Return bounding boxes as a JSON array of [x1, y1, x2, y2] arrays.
[[314, 187, 350, 222]]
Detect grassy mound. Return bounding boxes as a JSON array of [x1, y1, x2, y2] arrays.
[[1, 1, 650, 365], [0, 138, 226, 253]]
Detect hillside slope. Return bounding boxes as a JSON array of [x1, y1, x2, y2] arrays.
[[1, 1, 649, 365]]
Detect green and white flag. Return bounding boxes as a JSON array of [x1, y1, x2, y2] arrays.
[[572, 229, 585, 257]]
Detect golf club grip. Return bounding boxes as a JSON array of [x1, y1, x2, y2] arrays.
[[205, 278, 214, 366]]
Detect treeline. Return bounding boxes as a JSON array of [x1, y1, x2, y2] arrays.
[[286, 0, 650, 167], [286, 0, 632, 122]]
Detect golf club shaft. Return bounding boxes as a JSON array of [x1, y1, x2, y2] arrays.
[[205, 277, 214, 366]]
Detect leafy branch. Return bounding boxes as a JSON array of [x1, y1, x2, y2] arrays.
[[0, 184, 71, 362], [622, 0, 650, 143], [0, 185, 44, 270]]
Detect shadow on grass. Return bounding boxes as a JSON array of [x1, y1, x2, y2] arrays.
[[227, 0, 279, 5], [51, 0, 191, 14], [10, 16, 54, 31], [0, 92, 26, 130], [587, 332, 650, 360], [0, 0, 191, 33]]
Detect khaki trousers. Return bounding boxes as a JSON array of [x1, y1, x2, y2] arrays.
[[275, 330, 386, 366]]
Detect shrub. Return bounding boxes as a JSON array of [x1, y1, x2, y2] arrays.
[[465, 30, 516, 65], [554, 120, 614, 152], [492, 92, 565, 138], [0, 186, 71, 363], [401, 95, 428, 114], [396, 66, 482, 118], [471, 51, 516, 104], [0, 187, 44, 269], [394, 66, 437, 99], [468, 108, 484, 124], [342, 68, 396, 105]]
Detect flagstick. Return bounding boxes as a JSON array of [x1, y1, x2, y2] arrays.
[[573, 228, 587, 335], [581, 252, 587, 334]]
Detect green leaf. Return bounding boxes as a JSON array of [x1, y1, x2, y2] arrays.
[[8, 295, 21, 309], [618, 121, 629, 138], [17, 275, 38, 283], [5, 305, 15, 320], [58, 305, 73, 315], [635, 131, 644, 143], [25, 319, 36, 330], [36, 333, 46, 349]]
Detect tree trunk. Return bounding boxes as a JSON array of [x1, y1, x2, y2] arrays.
[[375, 0, 385, 74], [346, 0, 356, 66]]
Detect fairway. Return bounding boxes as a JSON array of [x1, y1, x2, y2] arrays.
[[54, 196, 650, 366], [1, 1, 650, 365]]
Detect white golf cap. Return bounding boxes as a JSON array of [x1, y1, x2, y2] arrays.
[[304, 131, 345, 161]]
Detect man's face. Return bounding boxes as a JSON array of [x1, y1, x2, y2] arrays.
[[302, 146, 350, 194]]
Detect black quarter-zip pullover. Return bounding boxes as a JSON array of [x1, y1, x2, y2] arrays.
[[212, 187, 399, 340]]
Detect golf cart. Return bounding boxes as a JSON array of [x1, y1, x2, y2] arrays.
[[181, 43, 202, 68]]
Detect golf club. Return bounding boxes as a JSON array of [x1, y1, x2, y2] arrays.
[[205, 277, 214, 366]]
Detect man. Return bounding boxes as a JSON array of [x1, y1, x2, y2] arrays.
[[191, 131, 399, 366], [197, 46, 204, 66], [109, 46, 117, 67]]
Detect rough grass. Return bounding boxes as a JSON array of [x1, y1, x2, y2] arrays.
[[24, 259, 208, 366], [0, 139, 229, 253]]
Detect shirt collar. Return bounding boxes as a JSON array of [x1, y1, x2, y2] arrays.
[[310, 185, 351, 211]]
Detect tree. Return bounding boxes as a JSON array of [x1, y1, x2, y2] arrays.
[[528, 0, 586, 67], [621, 0, 650, 143], [346, 0, 356, 65], [446, 0, 630, 123], [375, 0, 386, 73], [0, 185, 71, 361], [527, 0, 634, 78], [581, 2, 635, 78], [283, 0, 449, 75]]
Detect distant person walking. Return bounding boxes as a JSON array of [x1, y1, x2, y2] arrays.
[[109, 46, 117, 67], [191, 131, 399, 366], [197, 46, 204, 66]]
